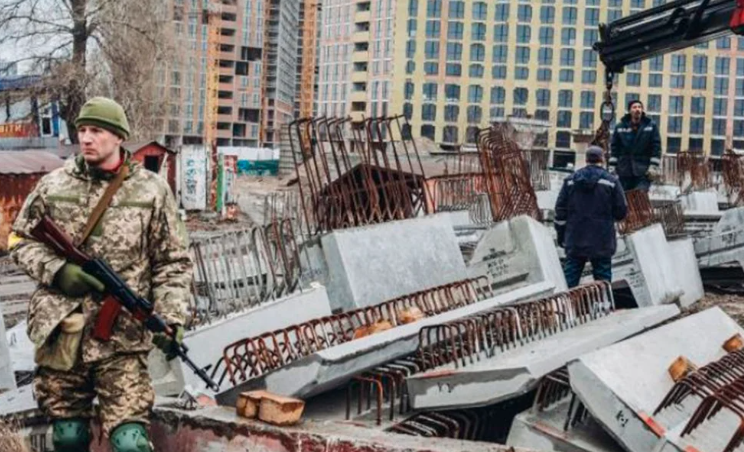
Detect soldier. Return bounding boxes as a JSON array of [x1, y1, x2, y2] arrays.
[[609, 99, 663, 191], [9, 97, 192, 452]]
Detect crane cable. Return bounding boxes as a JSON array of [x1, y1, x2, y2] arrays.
[[591, 69, 616, 164]]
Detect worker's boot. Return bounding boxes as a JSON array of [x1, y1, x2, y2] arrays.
[[52, 418, 90, 452], [110, 422, 153, 452]]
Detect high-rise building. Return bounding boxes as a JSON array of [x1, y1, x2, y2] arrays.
[[317, 0, 744, 157], [159, 0, 301, 149]]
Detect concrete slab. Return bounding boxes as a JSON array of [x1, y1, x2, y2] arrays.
[[215, 281, 555, 406], [507, 397, 625, 452], [0, 305, 17, 392], [406, 306, 679, 411], [149, 285, 333, 395], [568, 307, 744, 452], [666, 239, 704, 308], [679, 191, 720, 215], [469, 215, 568, 294], [6, 320, 34, 373], [649, 185, 681, 202], [695, 208, 744, 271], [537, 190, 560, 212], [304, 216, 468, 312]]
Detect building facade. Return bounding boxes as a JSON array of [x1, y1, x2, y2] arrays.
[[317, 0, 744, 157]]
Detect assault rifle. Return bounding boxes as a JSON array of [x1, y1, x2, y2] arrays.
[[30, 214, 219, 392]]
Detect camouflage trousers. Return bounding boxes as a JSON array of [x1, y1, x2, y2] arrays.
[[33, 352, 155, 436]]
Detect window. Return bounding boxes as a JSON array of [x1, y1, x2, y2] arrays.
[[494, 3, 509, 21], [560, 49, 575, 67], [736, 100, 744, 116], [540, 6, 554, 24], [582, 50, 597, 68], [669, 96, 684, 114], [425, 41, 439, 59], [516, 46, 530, 64], [537, 89, 551, 107], [581, 91, 595, 109], [711, 139, 725, 156], [715, 78, 729, 96], [404, 82, 414, 100], [648, 74, 662, 87], [472, 23, 486, 41], [714, 98, 728, 116], [466, 127, 479, 144], [692, 76, 707, 90], [560, 69, 575, 82], [420, 125, 435, 140], [467, 106, 482, 123], [738, 58, 744, 76], [424, 62, 438, 75], [563, 7, 577, 25], [670, 75, 685, 89], [667, 137, 681, 154], [494, 24, 509, 42], [407, 19, 417, 37], [422, 104, 437, 121], [716, 57, 731, 75], [444, 105, 459, 121], [443, 126, 458, 143], [406, 40, 416, 58], [406, 61, 415, 74], [448, 1, 464, 18], [627, 73, 641, 86], [425, 21, 441, 38], [671, 55, 686, 72], [469, 64, 484, 78], [713, 118, 726, 136], [492, 65, 506, 79], [580, 112, 594, 129], [691, 97, 706, 115], [446, 43, 462, 61], [555, 131, 571, 149], [491, 86, 506, 104], [557, 111, 572, 128], [492, 45, 508, 63], [445, 84, 460, 101], [693, 55, 708, 74], [539, 27, 554, 45], [631, 0, 645, 8], [518, 4, 532, 22], [448, 22, 464, 40], [446, 63, 462, 76], [585, 8, 599, 26], [584, 30, 599, 47], [607, 9, 622, 22], [667, 117, 682, 134], [537, 68, 552, 81], [647, 94, 661, 112], [690, 118, 705, 135], [515, 67, 529, 79], [558, 90, 573, 108], [561, 28, 576, 46], [409, 0, 419, 16], [472, 2, 487, 20], [490, 106, 505, 119], [582, 70, 597, 84], [423, 82, 437, 101], [426, 0, 441, 18], [468, 85, 483, 103], [470, 44, 485, 62], [517, 25, 531, 43], [718, 36, 731, 49], [539, 47, 553, 65], [649, 56, 664, 72], [514, 87, 529, 105]]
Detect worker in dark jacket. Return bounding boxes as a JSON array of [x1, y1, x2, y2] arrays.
[[609, 100, 662, 191], [555, 146, 628, 288]]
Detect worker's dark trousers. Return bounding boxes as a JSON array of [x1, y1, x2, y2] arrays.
[[619, 176, 651, 192], [563, 256, 612, 288]]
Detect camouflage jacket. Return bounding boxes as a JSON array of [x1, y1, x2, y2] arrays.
[[11, 153, 192, 363]]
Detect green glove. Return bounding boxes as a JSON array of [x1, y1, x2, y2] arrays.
[[153, 325, 184, 361], [54, 263, 105, 297]]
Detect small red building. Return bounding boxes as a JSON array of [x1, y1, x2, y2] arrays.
[[126, 141, 178, 194]]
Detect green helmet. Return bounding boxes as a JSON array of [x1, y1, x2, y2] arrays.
[[74, 97, 131, 140]]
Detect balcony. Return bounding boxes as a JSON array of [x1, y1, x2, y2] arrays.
[[350, 90, 367, 103], [353, 31, 370, 42], [352, 50, 369, 62], [218, 33, 235, 45], [355, 10, 371, 23], [219, 81, 234, 92], [351, 71, 368, 82], [216, 128, 233, 139], [219, 66, 234, 76], [217, 113, 233, 123]]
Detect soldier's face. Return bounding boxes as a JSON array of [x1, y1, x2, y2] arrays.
[[78, 126, 123, 167]]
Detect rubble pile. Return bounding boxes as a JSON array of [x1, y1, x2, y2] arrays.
[[4, 119, 744, 452]]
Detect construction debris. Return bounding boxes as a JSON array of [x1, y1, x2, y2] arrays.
[[236, 390, 305, 426]]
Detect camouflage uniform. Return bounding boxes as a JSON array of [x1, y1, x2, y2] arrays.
[[11, 152, 192, 435]]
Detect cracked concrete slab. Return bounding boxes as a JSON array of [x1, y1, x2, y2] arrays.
[[0, 305, 16, 393], [406, 306, 679, 411], [215, 281, 555, 406], [568, 307, 744, 452]]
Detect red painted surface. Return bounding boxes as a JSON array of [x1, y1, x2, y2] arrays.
[[0, 174, 43, 253], [0, 122, 37, 138], [130, 143, 177, 194]]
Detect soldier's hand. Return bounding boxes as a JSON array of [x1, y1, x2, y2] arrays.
[[646, 166, 661, 182], [153, 325, 184, 361], [54, 263, 105, 297]]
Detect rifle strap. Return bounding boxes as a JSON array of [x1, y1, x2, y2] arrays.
[[75, 163, 130, 247]]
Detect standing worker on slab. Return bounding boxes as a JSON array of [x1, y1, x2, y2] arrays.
[[555, 146, 628, 288], [8, 97, 192, 452], [608, 99, 663, 191]]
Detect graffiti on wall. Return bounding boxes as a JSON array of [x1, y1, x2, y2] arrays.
[[181, 146, 208, 211]]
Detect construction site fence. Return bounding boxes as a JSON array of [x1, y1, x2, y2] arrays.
[[189, 220, 302, 325]]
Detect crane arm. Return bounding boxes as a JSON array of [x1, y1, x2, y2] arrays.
[[594, 0, 744, 74]]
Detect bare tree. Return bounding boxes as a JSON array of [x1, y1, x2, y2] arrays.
[[0, 0, 174, 142]]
